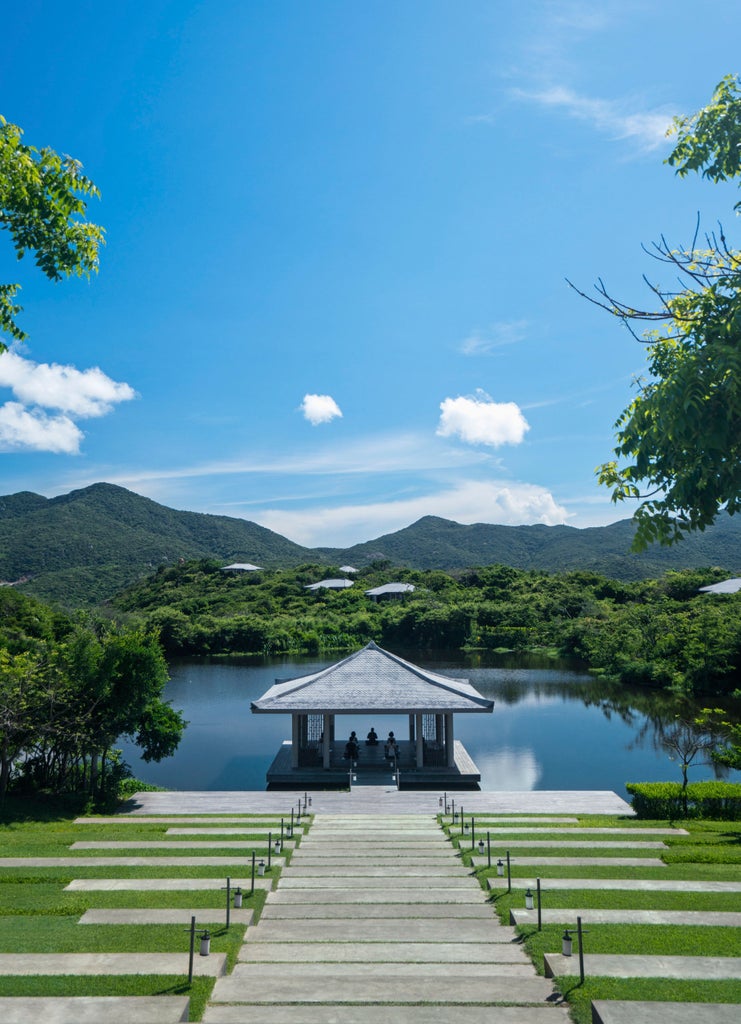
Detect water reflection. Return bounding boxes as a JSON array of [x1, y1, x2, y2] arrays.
[[118, 653, 741, 795]]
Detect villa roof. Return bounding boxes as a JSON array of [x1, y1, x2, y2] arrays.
[[699, 577, 741, 594], [304, 578, 355, 590], [251, 641, 494, 715], [221, 562, 263, 571], [365, 582, 415, 596]]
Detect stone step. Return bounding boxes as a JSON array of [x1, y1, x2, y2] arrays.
[[476, 828, 686, 836], [512, 909, 741, 927], [266, 888, 484, 904], [0, 997, 190, 1023], [66, 877, 272, 891], [210, 964, 556, 1004], [591, 1000, 740, 1024], [472, 857, 666, 868], [250, 919, 506, 941], [544, 953, 741, 979], [75, 816, 308, 826], [71, 841, 286, 852], [489, 877, 741, 893], [467, 840, 667, 850], [239, 942, 531, 964], [0, 953, 226, 976], [166, 828, 298, 837], [79, 908, 255, 925], [284, 865, 465, 877], [3, 856, 282, 868], [277, 875, 473, 889], [261, 902, 495, 919], [203, 1004, 570, 1023]]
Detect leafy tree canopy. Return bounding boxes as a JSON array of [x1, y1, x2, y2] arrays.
[[584, 75, 741, 549], [0, 116, 104, 347]]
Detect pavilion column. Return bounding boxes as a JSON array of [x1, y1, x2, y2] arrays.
[[435, 714, 443, 743], [415, 713, 424, 768], [323, 714, 331, 769], [445, 712, 455, 767], [291, 714, 300, 768], [408, 714, 415, 742]]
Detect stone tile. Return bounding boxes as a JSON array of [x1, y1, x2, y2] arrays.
[[65, 877, 272, 891], [0, 997, 190, 1023], [78, 908, 254, 925], [0, 953, 226, 977], [203, 1005, 570, 1022], [488, 877, 741, 892], [591, 1001, 741, 1024], [239, 941, 531, 964], [544, 953, 741, 979], [511, 909, 741, 927]]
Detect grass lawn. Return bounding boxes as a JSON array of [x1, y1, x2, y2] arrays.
[[0, 806, 296, 1021], [442, 813, 741, 1023]]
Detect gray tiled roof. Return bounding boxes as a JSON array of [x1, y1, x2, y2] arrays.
[[304, 578, 355, 590], [251, 642, 493, 714], [364, 582, 415, 596]]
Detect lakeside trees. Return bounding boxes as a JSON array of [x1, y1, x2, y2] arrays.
[[0, 591, 185, 803], [582, 75, 741, 549], [0, 116, 104, 348], [113, 560, 741, 699]]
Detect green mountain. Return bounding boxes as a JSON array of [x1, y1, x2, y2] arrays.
[[2, 483, 741, 607], [0, 483, 315, 605], [322, 514, 741, 579]]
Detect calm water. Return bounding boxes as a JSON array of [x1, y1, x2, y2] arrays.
[[118, 653, 740, 797]]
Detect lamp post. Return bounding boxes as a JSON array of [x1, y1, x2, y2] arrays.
[[525, 887, 534, 911], [497, 858, 504, 877], [234, 887, 243, 909], [220, 877, 231, 928], [250, 851, 255, 895], [267, 832, 272, 869], [477, 838, 485, 857], [185, 916, 211, 983], [562, 928, 573, 957]]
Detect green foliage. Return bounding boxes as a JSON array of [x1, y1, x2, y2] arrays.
[[0, 116, 104, 346], [626, 781, 741, 820], [589, 75, 741, 548]]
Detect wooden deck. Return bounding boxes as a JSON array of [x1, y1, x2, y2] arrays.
[[265, 739, 481, 790]]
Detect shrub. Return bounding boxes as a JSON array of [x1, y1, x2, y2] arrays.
[[627, 780, 741, 820]]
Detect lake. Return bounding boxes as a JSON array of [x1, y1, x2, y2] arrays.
[[118, 652, 740, 797]]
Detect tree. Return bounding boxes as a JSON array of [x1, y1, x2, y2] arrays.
[[0, 116, 104, 348], [578, 75, 741, 549]]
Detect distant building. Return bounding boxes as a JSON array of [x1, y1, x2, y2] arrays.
[[221, 563, 263, 572], [364, 582, 415, 602], [304, 578, 355, 591], [339, 565, 358, 574], [699, 578, 741, 595]]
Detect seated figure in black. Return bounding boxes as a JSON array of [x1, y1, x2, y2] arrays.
[[366, 727, 378, 746]]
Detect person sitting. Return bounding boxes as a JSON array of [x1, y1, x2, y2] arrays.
[[345, 740, 358, 759], [366, 727, 378, 746]]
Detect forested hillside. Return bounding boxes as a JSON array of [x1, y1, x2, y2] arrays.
[[4, 483, 741, 608], [114, 560, 741, 698]]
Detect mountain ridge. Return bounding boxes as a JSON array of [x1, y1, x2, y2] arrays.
[[2, 482, 740, 606]]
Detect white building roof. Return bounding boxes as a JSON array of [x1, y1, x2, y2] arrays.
[[365, 582, 415, 596], [221, 563, 263, 571], [252, 641, 493, 715], [304, 578, 355, 591], [339, 565, 358, 574], [699, 578, 741, 594]]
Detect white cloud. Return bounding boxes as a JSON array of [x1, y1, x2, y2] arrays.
[[0, 350, 136, 453], [437, 392, 530, 447], [460, 321, 529, 356], [512, 85, 674, 151], [0, 350, 136, 417], [0, 402, 84, 453], [255, 478, 569, 547], [301, 393, 343, 425]]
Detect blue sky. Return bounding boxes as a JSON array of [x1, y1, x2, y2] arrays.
[[1, 1, 740, 547]]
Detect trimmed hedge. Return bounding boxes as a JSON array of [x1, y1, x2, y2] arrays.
[[626, 780, 741, 820]]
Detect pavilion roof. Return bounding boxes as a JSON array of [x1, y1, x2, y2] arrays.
[[251, 641, 493, 715]]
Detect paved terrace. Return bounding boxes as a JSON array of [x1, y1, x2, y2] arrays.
[[122, 788, 633, 815]]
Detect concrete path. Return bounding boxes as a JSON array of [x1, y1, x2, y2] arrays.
[[473, 827, 686, 836], [544, 953, 741, 979], [2, 856, 279, 867], [0, 997, 190, 1023], [75, 817, 308, 826], [70, 841, 287, 851], [591, 1001, 741, 1024], [0, 953, 226, 976], [467, 839, 667, 849], [205, 813, 569, 1021], [472, 856, 666, 868], [66, 877, 273, 891], [489, 877, 741, 892], [512, 908, 741, 927], [78, 908, 255, 925]]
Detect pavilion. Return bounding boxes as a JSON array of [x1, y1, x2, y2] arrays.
[[251, 641, 493, 789]]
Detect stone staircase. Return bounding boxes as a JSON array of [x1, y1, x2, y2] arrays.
[[204, 813, 570, 1022]]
